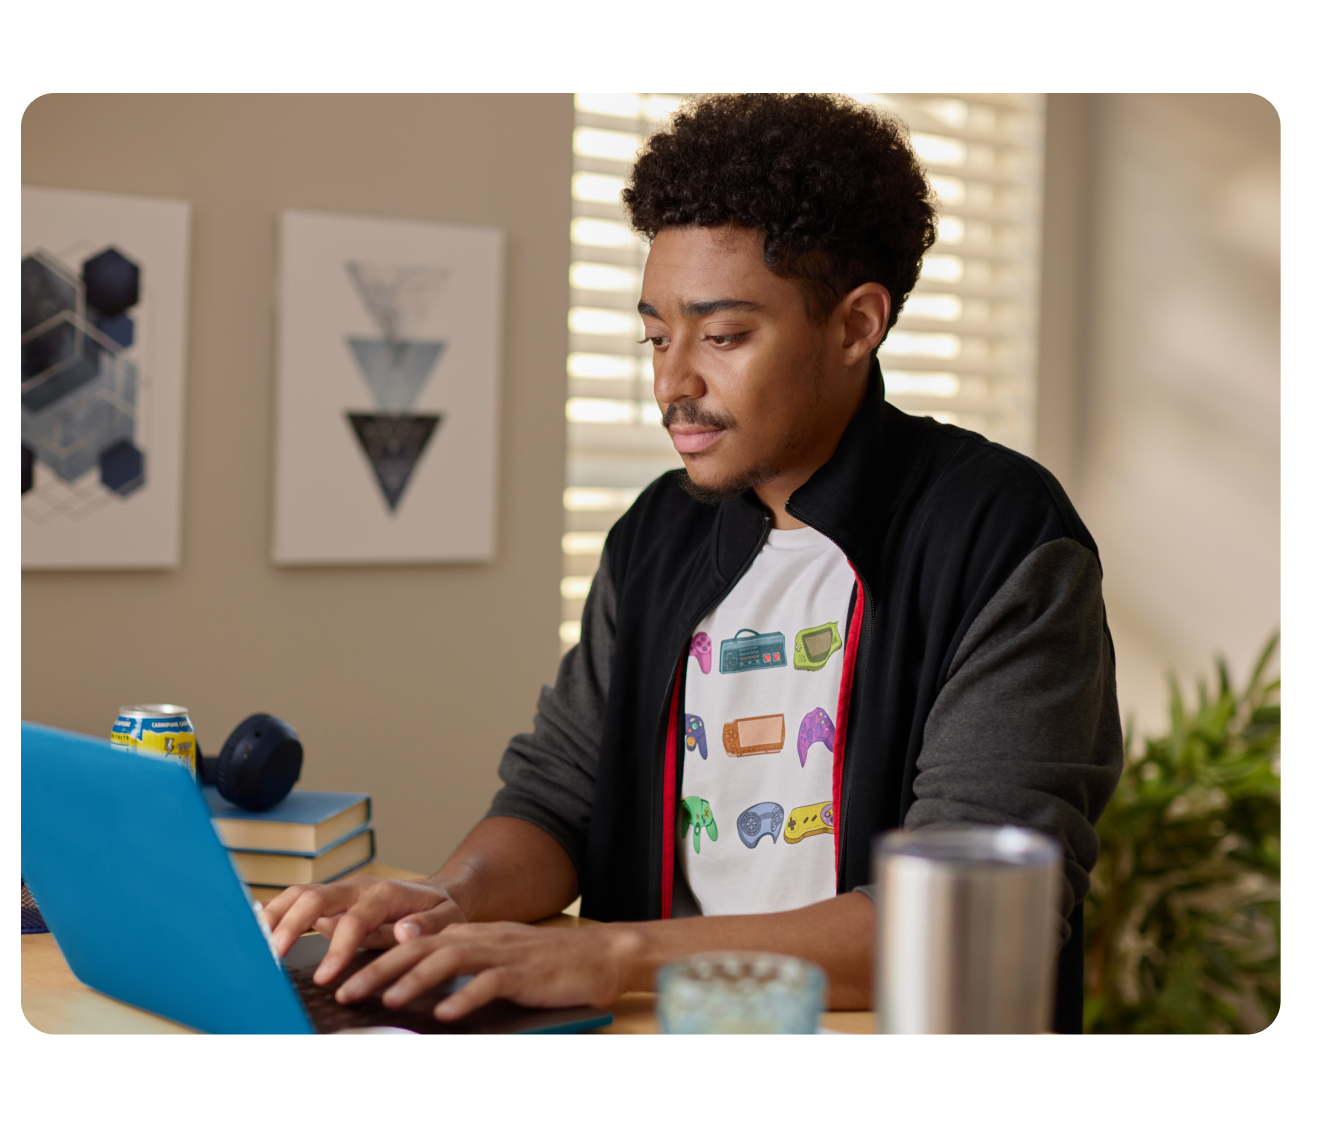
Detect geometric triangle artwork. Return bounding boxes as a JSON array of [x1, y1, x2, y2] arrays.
[[346, 262, 448, 342], [346, 412, 442, 512], [346, 338, 446, 412], [343, 260, 451, 512]]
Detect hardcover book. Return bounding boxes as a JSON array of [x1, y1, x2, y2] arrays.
[[202, 787, 370, 854], [231, 826, 376, 888]]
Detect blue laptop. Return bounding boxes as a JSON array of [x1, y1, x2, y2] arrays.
[[21, 722, 613, 1035]]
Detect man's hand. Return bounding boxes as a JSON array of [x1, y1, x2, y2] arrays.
[[261, 875, 466, 985], [260, 818, 580, 992], [329, 891, 875, 1021], [332, 921, 644, 1020]]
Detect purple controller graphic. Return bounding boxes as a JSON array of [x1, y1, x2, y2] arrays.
[[689, 632, 712, 674], [796, 707, 836, 766], [684, 714, 708, 760]]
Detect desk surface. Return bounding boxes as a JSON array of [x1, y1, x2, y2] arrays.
[[21, 863, 873, 1035]]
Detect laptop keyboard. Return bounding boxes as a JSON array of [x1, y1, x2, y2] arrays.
[[282, 935, 612, 1034], [288, 962, 462, 1033]]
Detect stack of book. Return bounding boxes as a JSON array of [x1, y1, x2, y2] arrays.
[[203, 788, 374, 889]]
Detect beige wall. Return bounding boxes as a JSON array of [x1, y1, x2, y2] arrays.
[[1037, 94, 1280, 735], [22, 95, 573, 872], [24, 93, 1281, 861]]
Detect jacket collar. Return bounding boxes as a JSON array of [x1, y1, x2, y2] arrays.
[[783, 357, 926, 574]]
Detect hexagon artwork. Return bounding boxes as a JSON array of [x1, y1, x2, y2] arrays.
[[21, 244, 146, 506], [97, 312, 135, 349], [99, 439, 145, 496], [21, 253, 76, 332], [82, 247, 140, 318]]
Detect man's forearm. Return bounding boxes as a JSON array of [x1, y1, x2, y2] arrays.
[[604, 891, 875, 1010], [425, 816, 579, 925], [420, 817, 873, 1009]]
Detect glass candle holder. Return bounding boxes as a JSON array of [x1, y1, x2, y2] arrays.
[[657, 951, 826, 1034]]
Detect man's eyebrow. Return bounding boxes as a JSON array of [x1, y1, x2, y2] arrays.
[[636, 298, 765, 317]]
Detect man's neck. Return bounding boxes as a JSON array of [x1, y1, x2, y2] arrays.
[[754, 360, 872, 529]]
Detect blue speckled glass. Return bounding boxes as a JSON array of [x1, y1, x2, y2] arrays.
[[657, 951, 826, 1034]]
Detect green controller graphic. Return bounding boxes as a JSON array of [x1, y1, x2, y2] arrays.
[[794, 621, 842, 671], [680, 796, 718, 853]]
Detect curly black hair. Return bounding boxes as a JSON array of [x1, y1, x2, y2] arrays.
[[622, 93, 938, 336]]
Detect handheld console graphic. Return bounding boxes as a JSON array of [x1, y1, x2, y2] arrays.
[[722, 714, 786, 757], [796, 707, 836, 766], [794, 622, 842, 671], [688, 632, 712, 674], [784, 801, 834, 844], [684, 714, 708, 760], [737, 801, 785, 848], [719, 629, 787, 674], [680, 796, 718, 853]]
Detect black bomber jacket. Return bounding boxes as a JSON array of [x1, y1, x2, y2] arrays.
[[490, 362, 1123, 1030]]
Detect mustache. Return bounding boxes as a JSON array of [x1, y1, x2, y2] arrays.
[[662, 401, 736, 431]]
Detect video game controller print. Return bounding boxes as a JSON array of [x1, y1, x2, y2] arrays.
[[737, 801, 785, 848], [796, 707, 836, 766], [784, 801, 834, 844], [684, 714, 708, 760], [688, 632, 712, 674], [680, 796, 718, 853], [794, 621, 842, 671]]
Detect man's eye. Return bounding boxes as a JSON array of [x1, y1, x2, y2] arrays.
[[704, 333, 746, 346], [639, 335, 669, 348]]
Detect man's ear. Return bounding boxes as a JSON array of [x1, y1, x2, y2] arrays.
[[838, 283, 891, 364]]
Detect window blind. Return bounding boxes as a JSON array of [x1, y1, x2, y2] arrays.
[[560, 93, 1045, 651]]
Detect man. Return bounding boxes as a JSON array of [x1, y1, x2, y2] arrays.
[[264, 93, 1122, 1030]]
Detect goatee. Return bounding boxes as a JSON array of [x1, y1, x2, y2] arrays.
[[676, 463, 780, 506]]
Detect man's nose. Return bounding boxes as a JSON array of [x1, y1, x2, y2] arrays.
[[654, 332, 705, 406]]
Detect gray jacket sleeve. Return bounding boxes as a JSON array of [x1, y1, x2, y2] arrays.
[[871, 537, 1123, 943], [482, 546, 616, 878]]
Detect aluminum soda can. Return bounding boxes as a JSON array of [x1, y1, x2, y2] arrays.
[[111, 704, 198, 778]]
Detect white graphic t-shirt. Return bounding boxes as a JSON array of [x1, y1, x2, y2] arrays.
[[679, 525, 856, 916]]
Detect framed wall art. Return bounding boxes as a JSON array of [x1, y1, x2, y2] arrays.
[[272, 210, 504, 565], [21, 186, 191, 569]]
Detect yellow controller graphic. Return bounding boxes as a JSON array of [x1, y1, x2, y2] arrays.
[[784, 801, 834, 844]]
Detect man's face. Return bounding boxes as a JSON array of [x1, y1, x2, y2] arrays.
[[639, 225, 840, 504]]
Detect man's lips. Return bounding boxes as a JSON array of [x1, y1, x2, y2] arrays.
[[669, 427, 724, 454]]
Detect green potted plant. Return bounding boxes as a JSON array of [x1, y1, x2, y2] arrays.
[[1083, 636, 1280, 1033]]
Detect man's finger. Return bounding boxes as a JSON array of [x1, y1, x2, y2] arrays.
[[336, 934, 454, 1004], [315, 903, 393, 984], [312, 911, 345, 936], [433, 966, 512, 1022], [315, 883, 447, 984], [378, 942, 478, 1009], [267, 882, 361, 956], [393, 901, 465, 943], [261, 883, 321, 932]]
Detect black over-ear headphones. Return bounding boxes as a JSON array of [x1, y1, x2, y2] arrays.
[[197, 713, 304, 811]]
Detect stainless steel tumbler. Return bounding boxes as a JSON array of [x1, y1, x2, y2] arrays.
[[873, 825, 1062, 1033]]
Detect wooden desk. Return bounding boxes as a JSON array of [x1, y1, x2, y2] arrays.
[[21, 864, 873, 1034]]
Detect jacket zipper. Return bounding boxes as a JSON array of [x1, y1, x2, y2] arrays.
[[649, 511, 774, 918]]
